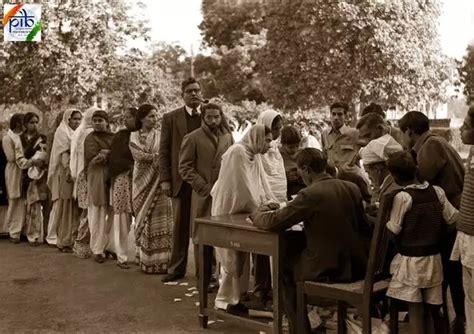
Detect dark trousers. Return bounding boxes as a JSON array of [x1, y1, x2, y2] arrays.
[[168, 183, 192, 276], [441, 228, 465, 323], [252, 254, 272, 300], [280, 231, 311, 334]]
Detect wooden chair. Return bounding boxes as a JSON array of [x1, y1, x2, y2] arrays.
[[296, 194, 396, 334]]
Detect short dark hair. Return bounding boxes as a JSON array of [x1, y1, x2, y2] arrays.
[[201, 103, 222, 117], [361, 103, 385, 118], [136, 104, 157, 130], [181, 77, 201, 93], [296, 148, 327, 174], [280, 125, 301, 145], [398, 111, 430, 135], [386, 151, 417, 183], [9, 113, 24, 130], [356, 113, 386, 130], [330, 102, 349, 115], [23, 112, 39, 127]]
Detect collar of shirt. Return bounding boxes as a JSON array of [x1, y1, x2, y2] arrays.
[[411, 131, 431, 154], [185, 105, 201, 116], [329, 125, 351, 135], [403, 180, 429, 190]]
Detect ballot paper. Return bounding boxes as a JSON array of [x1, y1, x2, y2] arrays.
[[173, 298, 182, 302], [164, 281, 179, 285], [187, 287, 197, 291]]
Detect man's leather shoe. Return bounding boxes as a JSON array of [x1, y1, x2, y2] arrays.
[[161, 273, 185, 282]]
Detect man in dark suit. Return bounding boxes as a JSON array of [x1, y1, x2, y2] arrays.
[[179, 103, 234, 289], [250, 148, 370, 334], [159, 78, 203, 282]]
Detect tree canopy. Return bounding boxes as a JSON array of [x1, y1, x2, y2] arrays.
[[259, 0, 448, 110], [0, 0, 180, 119], [459, 44, 474, 104]]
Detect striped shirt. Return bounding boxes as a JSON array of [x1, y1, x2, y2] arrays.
[[457, 146, 474, 235]]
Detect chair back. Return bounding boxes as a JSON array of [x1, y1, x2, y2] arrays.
[[362, 191, 397, 297]]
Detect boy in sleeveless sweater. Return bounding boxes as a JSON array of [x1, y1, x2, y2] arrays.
[[451, 105, 474, 334], [385, 151, 458, 334]]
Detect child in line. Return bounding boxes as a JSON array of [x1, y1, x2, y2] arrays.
[[385, 151, 458, 334]]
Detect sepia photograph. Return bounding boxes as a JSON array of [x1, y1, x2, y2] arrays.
[[1, 0, 474, 333]]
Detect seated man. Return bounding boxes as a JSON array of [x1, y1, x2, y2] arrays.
[[250, 148, 370, 334]]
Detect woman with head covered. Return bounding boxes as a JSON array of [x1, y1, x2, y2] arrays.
[[47, 109, 82, 252], [70, 107, 95, 258], [211, 124, 278, 312]]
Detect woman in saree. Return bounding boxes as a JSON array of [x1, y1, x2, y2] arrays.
[[70, 107, 95, 258], [84, 109, 114, 263], [130, 104, 172, 274], [20, 112, 48, 246], [47, 109, 82, 252], [211, 124, 278, 312]]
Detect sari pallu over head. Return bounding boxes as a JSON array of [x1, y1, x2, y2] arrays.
[[210, 124, 278, 216], [47, 109, 79, 189], [256, 109, 287, 202]]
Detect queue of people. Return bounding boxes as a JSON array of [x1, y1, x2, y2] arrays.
[[1, 77, 473, 334]]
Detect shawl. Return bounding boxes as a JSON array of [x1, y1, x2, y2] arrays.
[[70, 107, 95, 181], [47, 109, 78, 188], [108, 129, 134, 179], [84, 130, 114, 206], [129, 129, 162, 239], [84, 131, 114, 167], [211, 124, 278, 216], [256, 110, 288, 202]]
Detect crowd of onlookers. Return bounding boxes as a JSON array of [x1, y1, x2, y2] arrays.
[[1, 77, 473, 334]]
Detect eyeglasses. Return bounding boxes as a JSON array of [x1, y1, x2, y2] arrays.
[[184, 88, 201, 94]]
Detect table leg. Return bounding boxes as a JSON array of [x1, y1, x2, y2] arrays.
[[199, 242, 209, 328], [272, 238, 282, 334]]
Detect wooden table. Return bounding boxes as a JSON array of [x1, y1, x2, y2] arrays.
[[196, 214, 283, 334]]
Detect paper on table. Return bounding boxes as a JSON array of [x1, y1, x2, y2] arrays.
[[179, 282, 189, 286], [185, 293, 194, 297], [174, 298, 182, 302], [187, 287, 197, 291]]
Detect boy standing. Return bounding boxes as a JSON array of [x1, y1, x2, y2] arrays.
[[385, 151, 458, 334]]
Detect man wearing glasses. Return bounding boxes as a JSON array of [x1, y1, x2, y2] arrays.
[[159, 78, 203, 282]]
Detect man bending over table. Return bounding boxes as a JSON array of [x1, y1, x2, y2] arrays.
[[250, 148, 370, 334]]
